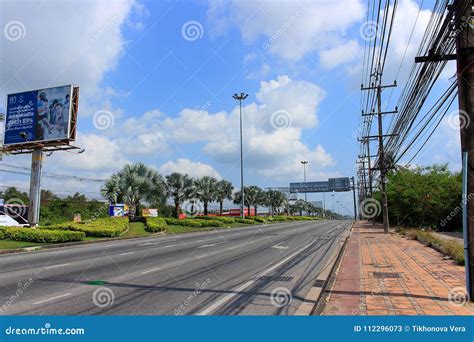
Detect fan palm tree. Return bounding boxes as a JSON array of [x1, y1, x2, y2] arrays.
[[215, 179, 234, 215], [101, 163, 165, 218], [265, 190, 287, 215], [165, 172, 194, 218], [193, 176, 218, 215]]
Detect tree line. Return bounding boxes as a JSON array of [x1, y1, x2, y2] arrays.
[[101, 163, 294, 218]]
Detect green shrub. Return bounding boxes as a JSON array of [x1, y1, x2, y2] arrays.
[[0, 227, 85, 243], [235, 218, 256, 224], [200, 220, 224, 227], [0, 229, 4, 240], [40, 217, 128, 237], [194, 216, 235, 224], [164, 218, 203, 227], [272, 216, 288, 222], [251, 216, 267, 223], [145, 217, 168, 232]]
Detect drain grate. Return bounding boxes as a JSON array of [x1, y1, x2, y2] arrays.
[[255, 275, 293, 282], [373, 272, 400, 278]]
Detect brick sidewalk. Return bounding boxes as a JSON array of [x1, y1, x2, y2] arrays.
[[322, 221, 474, 315]]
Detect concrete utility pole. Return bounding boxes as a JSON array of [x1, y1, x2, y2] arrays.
[[351, 176, 357, 220], [233, 92, 248, 219], [455, 0, 474, 299], [301, 160, 308, 202], [361, 76, 397, 233], [27, 149, 43, 227]]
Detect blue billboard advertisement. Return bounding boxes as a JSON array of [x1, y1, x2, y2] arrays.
[[3, 85, 73, 145]]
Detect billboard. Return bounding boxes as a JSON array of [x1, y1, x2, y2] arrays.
[[109, 204, 129, 217], [290, 177, 352, 193], [142, 208, 158, 217], [3, 85, 73, 146]]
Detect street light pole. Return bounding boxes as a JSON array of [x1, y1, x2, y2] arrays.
[[301, 161, 308, 202], [233, 92, 248, 219]]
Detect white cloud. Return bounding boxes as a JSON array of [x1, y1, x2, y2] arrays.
[[0, 0, 139, 113], [207, 0, 365, 61], [48, 133, 129, 173], [320, 40, 361, 69], [110, 75, 332, 179], [159, 159, 221, 179]]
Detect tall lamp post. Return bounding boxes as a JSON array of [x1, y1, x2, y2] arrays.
[[301, 160, 308, 202], [233, 92, 248, 219]]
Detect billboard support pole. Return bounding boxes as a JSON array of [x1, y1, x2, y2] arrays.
[[27, 149, 43, 227]]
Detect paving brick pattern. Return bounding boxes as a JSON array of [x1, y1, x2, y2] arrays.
[[323, 222, 474, 315]]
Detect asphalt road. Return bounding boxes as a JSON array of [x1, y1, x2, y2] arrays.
[[0, 220, 351, 315]]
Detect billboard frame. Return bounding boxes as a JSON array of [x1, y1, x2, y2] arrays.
[[1, 86, 80, 155]]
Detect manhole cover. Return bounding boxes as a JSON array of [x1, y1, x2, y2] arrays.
[[373, 272, 400, 278]]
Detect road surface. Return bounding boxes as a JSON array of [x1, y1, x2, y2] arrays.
[[0, 220, 351, 315]]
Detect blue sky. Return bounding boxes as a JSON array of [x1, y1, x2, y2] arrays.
[[0, 0, 459, 215]]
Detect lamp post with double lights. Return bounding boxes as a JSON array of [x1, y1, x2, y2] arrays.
[[232, 92, 248, 219]]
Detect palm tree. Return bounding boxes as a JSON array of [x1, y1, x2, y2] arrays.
[[233, 186, 261, 215], [101, 163, 165, 218], [165, 172, 194, 218], [215, 179, 234, 215], [194, 176, 218, 215], [265, 190, 287, 215]]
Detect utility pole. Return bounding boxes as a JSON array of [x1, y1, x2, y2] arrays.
[[233, 93, 248, 219], [361, 76, 397, 233], [351, 176, 357, 220], [301, 160, 308, 202], [28, 149, 43, 227], [455, 0, 474, 299]]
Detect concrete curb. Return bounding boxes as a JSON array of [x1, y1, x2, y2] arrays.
[[293, 223, 353, 316]]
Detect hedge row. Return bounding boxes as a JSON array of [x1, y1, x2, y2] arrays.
[[145, 217, 168, 232], [164, 218, 224, 228], [194, 216, 236, 224], [0, 227, 85, 243], [234, 218, 257, 224], [40, 217, 129, 237]]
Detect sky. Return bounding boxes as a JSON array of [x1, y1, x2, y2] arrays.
[[0, 0, 461, 216]]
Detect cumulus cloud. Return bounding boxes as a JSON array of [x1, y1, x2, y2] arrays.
[[0, 0, 139, 114], [159, 159, 222, 179], [207, 0, 365, 61], [123, 75, 332, 179]]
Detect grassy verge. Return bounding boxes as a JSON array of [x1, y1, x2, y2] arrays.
[[0, 240, 49, 250], [120, 222, 151, 238], [397, 227, 464, 265]]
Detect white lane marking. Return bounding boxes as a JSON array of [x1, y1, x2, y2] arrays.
[[33, 293, 72, 305], [163, 244, 175, 248], [271, 243, 288, 250], [195, 239, 203, 242], [139, 242, 160, 246], [45, 263, 70, 269], [198, 244, 217, 248], [141, 267, 161, 274], [197, 239, 317, 315], [50, 250, 68, 254], [196, 254, 209, 259], [118, 252, 134, 256]]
